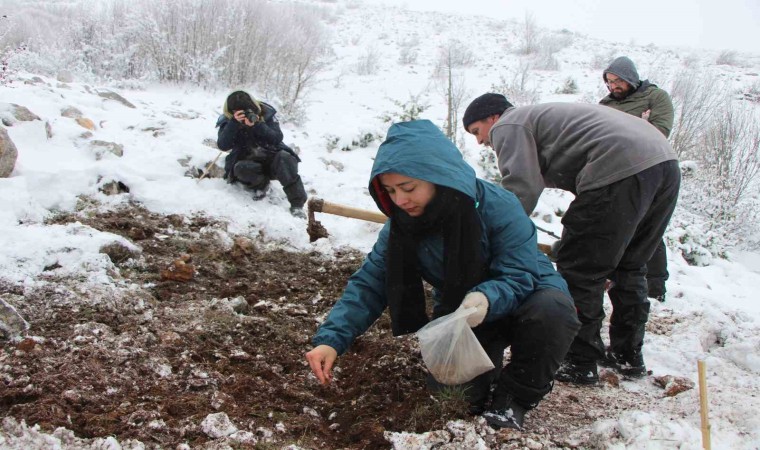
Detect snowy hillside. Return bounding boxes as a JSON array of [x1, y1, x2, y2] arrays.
[[1, 1, 760, 448]]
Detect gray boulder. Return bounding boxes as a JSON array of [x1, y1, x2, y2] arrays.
[[89, 140, 124, 159], [0, 126, 19, 177], [97, 89, 136, 109], [61, 106, 83, 119]]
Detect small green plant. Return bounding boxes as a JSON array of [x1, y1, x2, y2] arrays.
[[380, 94, 430, 123], [324, 134, 340, 152], [556, 77, 578, 94]]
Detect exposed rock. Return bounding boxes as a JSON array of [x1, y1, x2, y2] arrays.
[[45, 121, 53, 139], [99, 241, 141, 264], [599, 368, 620, 387], [89, 140, 124, 159], [97, 89, 136, 108], [76, 117, 96, 130], [160, 255, 195, 282], [180, 156, 224, 179], [229, 296, 250, 315], [10, 104, 41, 122], [231, 237, 257, 260], [201, 412, 238, 439], [164, 110, 200, 120], [653, 375, 695, 397], [0, 126, 19, 177], [0, 295, 30, 341], [202, 137, 219, 149], [61, 106, 83, 119], [319, 157, 345, 172], [99, 180, 130, 196]]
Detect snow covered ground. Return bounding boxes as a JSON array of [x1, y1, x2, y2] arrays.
[[1, 1, 760, 448]]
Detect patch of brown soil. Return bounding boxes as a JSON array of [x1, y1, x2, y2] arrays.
[[1, 203, 659, 449]]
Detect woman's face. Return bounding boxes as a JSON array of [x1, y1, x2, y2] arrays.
[[378, 173, 436, 217]]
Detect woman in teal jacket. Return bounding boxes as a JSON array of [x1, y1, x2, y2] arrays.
[[306, 120, 579, 430]]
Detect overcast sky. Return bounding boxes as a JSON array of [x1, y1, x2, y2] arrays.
[[368, 0, 760, 54]]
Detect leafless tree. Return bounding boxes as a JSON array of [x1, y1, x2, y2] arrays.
[[518, 12, 540, 55], [435, 40, 473, 142]]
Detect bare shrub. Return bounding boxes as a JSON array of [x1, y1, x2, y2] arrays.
[[667, 69, 729, 158], [517, 12, 541, 55], [532, 49, 559, 71], [681, 54, 701, 68], [555, 77, 578, 94], [356, 46, 381, 76], [398, 35, 420, 65], [434, 42, 472, 142], [741, 80, 760, 103], [0, 0, 331, 113], [701, 103, 760, 208], [674, 98, 760, 252], [590, 50, 616, 70], [716, 50, 739, 66], [490, 60, 540, 106], [432, 40, 475, 81]]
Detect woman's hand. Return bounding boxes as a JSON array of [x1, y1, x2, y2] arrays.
[[232, 110, 255, 127], [305, 345, 338, 385]]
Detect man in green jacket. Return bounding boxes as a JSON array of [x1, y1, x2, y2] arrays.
[[600, 56, 674, 303]]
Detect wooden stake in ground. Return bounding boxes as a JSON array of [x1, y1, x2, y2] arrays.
[[197, 151, 223, 182], [698, 359, 711, 450]]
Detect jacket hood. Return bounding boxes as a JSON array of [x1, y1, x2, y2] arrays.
[[369, 120, 476, 215], [603, 56, 641, 88], [222, 90, 263, 120]]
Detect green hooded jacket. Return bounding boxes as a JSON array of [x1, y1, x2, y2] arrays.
[[600, 57, 675, 137]]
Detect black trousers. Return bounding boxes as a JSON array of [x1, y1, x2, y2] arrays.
[[445, 288, 580, 410], [233, 150, 307, 208], [556, 160, 681, 363], [646, 240, 668, 298]]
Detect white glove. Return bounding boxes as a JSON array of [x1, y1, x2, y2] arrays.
[[459, 292, 489, 328]]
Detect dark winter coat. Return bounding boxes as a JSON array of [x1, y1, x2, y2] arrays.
[[216, 100, 299, 182], [311, 120, 569, 355]]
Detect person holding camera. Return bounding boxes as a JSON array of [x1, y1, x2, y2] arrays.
[[216, 90, 307, 218]]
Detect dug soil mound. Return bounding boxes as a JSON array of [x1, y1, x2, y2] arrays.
[[1, 203, 657, 449]]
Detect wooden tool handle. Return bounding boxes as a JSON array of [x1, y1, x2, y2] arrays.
[[309, 197, 387, 224]]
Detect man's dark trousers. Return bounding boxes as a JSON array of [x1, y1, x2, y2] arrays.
[[556, 160, 680, 364]]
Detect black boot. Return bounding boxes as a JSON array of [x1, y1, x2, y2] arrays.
[[482, 394, 527, 430], [601, 349, 647, 378], [554, 359, 599, 385]]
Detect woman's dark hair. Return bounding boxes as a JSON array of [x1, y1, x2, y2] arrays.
[[226, 91, 260, 115]]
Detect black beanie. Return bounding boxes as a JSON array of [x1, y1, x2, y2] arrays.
[[462, 93, 513, 130]]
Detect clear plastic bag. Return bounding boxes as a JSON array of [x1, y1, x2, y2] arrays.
[[415, 307, 495, 385]]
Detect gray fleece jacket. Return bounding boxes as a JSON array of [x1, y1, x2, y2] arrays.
[[490, 102, 677, 213]]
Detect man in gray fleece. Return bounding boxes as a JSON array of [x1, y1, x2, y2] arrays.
[[463, 93, 681, 385]]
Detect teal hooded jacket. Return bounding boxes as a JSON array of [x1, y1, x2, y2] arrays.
[[312, 120, 569, 355]]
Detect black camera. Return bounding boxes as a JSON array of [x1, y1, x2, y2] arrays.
[[244, 109, 259, 123]]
